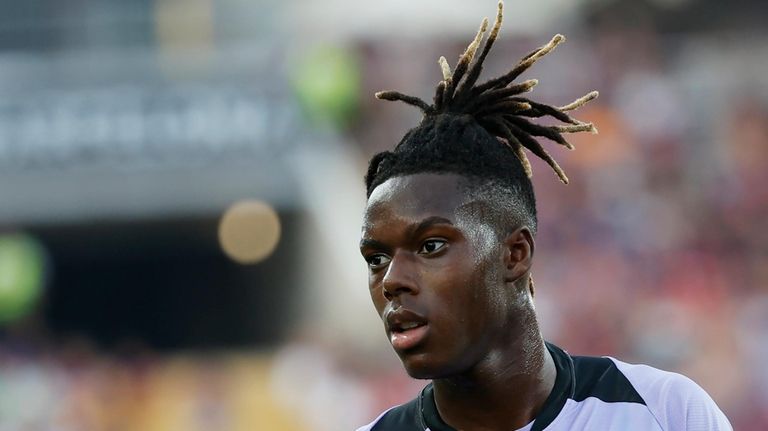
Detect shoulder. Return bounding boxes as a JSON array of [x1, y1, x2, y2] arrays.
[[605, 356, 732, 430], [570, 354, 645, 404], [355, 396, 423, 431]]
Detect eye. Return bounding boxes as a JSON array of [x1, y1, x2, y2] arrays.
[[419, 239, 447, 254], [366, 254, 391, 269]]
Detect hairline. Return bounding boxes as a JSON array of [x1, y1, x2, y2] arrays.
[[366, 171, 537, 237]]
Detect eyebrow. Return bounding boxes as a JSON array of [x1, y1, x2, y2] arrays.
[[359, 238, 386, 251], [411, 216, 454, 237], [359, 216, 454, 251]]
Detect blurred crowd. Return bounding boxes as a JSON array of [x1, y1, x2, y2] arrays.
[[352, 21, 768, 430], [303, 19, 768, 429], [1, 3, 767, 431]]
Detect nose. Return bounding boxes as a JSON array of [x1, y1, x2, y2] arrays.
[[381, 251, 419, 300]]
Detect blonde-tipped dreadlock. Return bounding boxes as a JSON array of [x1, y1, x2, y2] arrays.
[[374, 1, 598, 184]]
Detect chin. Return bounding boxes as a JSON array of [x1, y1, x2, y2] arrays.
[[400, 353, 452, 380], [400, 347, 482, 381], [403, 365, 439, 380]]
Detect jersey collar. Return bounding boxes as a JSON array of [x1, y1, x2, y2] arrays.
[[418, 341, 575, 431]]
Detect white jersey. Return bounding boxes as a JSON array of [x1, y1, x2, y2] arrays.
[[357, 342, 731, 431]]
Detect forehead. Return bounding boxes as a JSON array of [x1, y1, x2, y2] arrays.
[[363, 173, 470, 227]]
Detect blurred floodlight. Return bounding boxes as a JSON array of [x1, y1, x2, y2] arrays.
[[0, 234, 46, 324], [218, 200, 281, 265], [292, 45, 360, 129], [155, 0, 214, 49]]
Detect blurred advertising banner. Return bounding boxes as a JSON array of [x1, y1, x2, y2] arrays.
[[0, 48, 305, 224]]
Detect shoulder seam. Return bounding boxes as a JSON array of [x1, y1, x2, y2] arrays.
[[604, 357, 666, 431], [571, 355, 645, 404]]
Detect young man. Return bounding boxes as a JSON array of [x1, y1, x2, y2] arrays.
[[356, 2, 732, 430]]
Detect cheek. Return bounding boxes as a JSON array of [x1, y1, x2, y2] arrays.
[[462, 259, 507, 329], [368, 281, 386, 315], [432, 262, 487, 320], [371, 294, 385, 315], [456, 219, 499, 266]]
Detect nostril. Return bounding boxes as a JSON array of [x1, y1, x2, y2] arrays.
[[383, 283, 417, 300]]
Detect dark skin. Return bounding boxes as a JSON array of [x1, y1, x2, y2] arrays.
[[360, 173, 556, 431]]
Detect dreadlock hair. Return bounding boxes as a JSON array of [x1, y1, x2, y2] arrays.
[[364, 1, 598, 236]]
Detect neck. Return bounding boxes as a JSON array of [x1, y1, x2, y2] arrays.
[[432, 333, 556, 431]]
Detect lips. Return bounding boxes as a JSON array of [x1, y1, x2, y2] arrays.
[[385, 308, 429, 351]]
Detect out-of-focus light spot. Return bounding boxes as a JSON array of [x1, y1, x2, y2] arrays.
[[0, 233, 46, 325], [292, 45, 360, 130], [154, 0, 214, 75], [218, 200, 281, 265], [155, 0, 213, 49]]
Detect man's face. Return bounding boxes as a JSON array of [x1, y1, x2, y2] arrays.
[[360, 173, 523, 379]]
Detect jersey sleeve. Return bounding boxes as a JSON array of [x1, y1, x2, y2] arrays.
[[609, 358, 732, 431], [355, 407, 393, 431]]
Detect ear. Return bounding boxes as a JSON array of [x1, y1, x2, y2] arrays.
[[503, 227, 534, 284]]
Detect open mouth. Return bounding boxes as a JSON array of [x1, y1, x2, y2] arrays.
[[390, 322, 429, 351], [394, 321, 423, 331]]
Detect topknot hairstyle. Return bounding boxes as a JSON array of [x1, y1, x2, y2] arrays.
[[364, 0, 599, 204]]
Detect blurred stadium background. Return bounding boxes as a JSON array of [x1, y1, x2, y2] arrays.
[[0, 0, 766, 429]]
